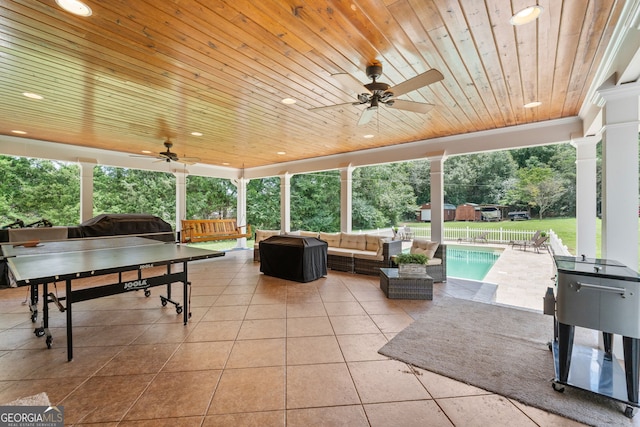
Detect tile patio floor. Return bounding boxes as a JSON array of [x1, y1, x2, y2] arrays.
[[0, 244, 632, 426]]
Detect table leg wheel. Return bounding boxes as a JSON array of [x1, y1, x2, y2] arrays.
[[176, 306, 183, 315], [144, 289, 151, 297], [34, 327, 45, 337], [552, 382, 565, 393], [625, 406, 635, 418], [160, 297, 167, 307], [31, 311, 38, 323], [45, 336, 52, 349]]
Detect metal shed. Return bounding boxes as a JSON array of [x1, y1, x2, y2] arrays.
[[416, 203, 456, 222]]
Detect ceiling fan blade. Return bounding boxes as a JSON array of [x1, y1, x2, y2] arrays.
[[177, 156, 200, 165], [309, 102, 359, 112], [358, 106, 376, 126], [390, 69, 444, 97], [388, 99, 434, 114], [332, 73, 368, 94]]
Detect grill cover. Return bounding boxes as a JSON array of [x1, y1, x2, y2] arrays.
[[259, 235, 327, 282], [79, 214, 174, 241]]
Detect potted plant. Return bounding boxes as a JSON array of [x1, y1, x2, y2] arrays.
[[395, 253, 429, 276]]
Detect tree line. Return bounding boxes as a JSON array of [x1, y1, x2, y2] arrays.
[[0, 143, 587, 232]]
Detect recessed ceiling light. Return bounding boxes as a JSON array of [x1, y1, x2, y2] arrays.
[[363, 134, 374, 139], [22, 92, 43, 100], [190, 131, 203, 136], [222, 162, 230, 166], [524, 101, 542, 108], [277, 151, 286, 155], [281, 98, 297, 105], [510, 6, 543, 26], [11, 130, 27, 134], [141, 150, 152, 154], [55, 0, 92, 16]]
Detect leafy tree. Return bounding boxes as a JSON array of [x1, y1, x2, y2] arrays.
[[187, 175, 236, 219], [504, 166, 566, 218], [247, 177, 280, 230], [291, 172, 340, 232]]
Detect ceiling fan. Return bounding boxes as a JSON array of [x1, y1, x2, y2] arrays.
[[310, 63, 444, 125], [134, 139, 200, 165]]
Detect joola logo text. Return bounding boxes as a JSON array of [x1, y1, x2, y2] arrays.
[[124, 279, 149, 290]]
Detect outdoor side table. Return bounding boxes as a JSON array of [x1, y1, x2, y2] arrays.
[[380, 268, 433, 300]]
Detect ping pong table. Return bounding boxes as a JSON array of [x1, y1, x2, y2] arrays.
[[1, 236, 224, 361]]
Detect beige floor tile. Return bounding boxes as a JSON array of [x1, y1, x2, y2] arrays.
[[286, 316, 334, 337], [208, 366, 285, 414], [245, 304, 287, 319], [337, 333, 389, 362], [186, 320, 242, 342], [124, 370, 221, 420], [286, 363, 360, 409], [329, 314, 381, 335], [226, 338, 285, 368], [163, 341, 234, 371], [287, 405, 369, 427], [369, 313, 415, 333], [286, 302, 326, 318], [414, 368, 490, 398], [323, 301, 367, 316], [95, 343, 178, 376], [436, 394, 538, 427], [221, 284, 256, 295], [319, 291, 357, 302], [251, 292, 288, 305], [358, 300, 407, 315], [348, 360, 431, 403], [237, 318, 286, 340], [119, 417, 204, 426], [511, 400, 586, 426], [201, 305, 248, 321], [287, 336, 344, 365], [214, 294, 254, 306], [61, 374, 154, 424], [365, 400, 453, 427], [203, 411, 285, 427]]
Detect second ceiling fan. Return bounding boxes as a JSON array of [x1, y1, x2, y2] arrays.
[[311, 62, 444, 125]]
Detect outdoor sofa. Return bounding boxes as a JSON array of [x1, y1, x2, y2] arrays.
[[253, 229, 402, 276]]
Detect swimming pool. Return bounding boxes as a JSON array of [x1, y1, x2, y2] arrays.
[[446, 245, 503, 281]]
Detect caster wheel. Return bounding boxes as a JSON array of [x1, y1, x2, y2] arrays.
[[45, 337, 52, 349], [31, 312, 37, 323], [625, 406, 635, 418], [176, 306, 183, 315], [144, 289, 151, 297], [552, 382, 565, 393], [161, 298, 167, 307], [34, 328, 45, 337], [547, 342, 552, 351]]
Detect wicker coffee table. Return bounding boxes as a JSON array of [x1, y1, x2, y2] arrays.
[[380, 268, 433, 300]]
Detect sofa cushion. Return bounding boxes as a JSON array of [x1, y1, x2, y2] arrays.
[[319, 232, 341, 247], [365, 234, 383, 252], [352, 250, 384, 261], [427, 258, 443, 265], [327, 247, 354, 257], [255, 229, 281, 243], [411, 239, 439, 259], [298, 230, 319, 238], [340, 233, 366, 250]]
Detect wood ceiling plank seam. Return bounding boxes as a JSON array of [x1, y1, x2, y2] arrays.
[[387, 0, 468, 133], [575, 0, 626, 111], [547, 0, 588, 119], [513, 17, 540, 123], [484, 0, 527, 125], [562, 1, 618, 116], [139, 0, 350, 108], [444, 0, 509, 129], [407, 0, 489, 131], [535, 0, 562, 123], [461, 0, 517, 127]]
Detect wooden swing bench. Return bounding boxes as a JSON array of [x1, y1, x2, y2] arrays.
[[180, 219, 251, 243]]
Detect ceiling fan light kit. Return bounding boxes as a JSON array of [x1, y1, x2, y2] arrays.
[[312, 62, 443, 126]]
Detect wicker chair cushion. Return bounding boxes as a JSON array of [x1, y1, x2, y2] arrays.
[[319, 232, 341, 247], [255, 229, 281, 242], [339, 233, 366, 250], [427, 258, 443, 265], [411, 239, 439, 259], [327, 247, 355, 257], [352, 250, 384, 261]]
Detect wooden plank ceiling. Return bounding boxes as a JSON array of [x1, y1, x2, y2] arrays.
[[0, 0, 624, 169]]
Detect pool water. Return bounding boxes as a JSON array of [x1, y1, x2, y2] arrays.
[[446, 245, 502, 281]]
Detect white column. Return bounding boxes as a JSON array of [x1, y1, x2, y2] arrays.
[[598, 81, 640, 269], [77, 160, 96, 223], [280, 173, 291, 233], [429, 154, 446, 243], [232, 177, 249, 249], [340, 166, 354, 233], [571, 136, 599, 258], [173, 169, 188, 240]]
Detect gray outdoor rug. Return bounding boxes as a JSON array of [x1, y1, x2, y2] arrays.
[[378, 296, 633, 427]]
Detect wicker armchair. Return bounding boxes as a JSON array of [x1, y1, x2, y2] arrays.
[[354, 240, 403, 275], [425, 244, 447, 283]]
